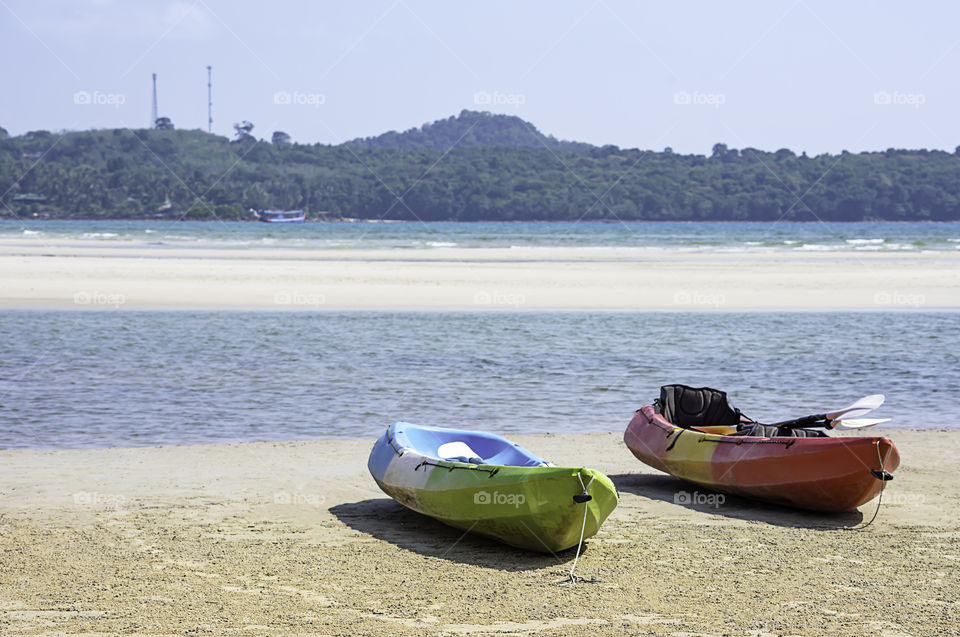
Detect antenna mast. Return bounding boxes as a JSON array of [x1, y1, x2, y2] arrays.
[[206, 66, 213, 133], [151, 73, 158, 128]]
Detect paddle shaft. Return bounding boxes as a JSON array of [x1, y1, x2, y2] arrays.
[[771, 413, 830, 429], [772, 395, 884, 429]]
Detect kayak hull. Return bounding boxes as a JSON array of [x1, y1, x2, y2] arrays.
[[624, 405, 900, 512], [368, 423, 618, 553]]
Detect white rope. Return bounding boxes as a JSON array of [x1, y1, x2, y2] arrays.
[[559, 471, 596, 586], [847, 440, 888, 531]]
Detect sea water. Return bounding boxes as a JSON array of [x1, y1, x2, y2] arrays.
[[1, 311, 956, 449], [3, 219, 960, 253]]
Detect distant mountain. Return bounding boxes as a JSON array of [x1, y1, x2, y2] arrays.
[[345, 110, 594, 153]]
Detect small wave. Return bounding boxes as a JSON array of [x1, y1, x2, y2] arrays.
[[144, 229, 155, 234], [853, 242, 915, 251], [783, 240, 800, 244], [505, 244, 673, 255], [82, 232, 118, 238], [23, 229, 42, 236], [796, 244, 833, 251], [427, 241, 457, 247], [319, 239, 362, 248], [846, 238, 885, 245]]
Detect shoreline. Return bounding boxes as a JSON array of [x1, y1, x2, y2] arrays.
[[1, 430, 956, 635], [4, 216, 960, 223], [2, 241, 958, 311], [3, 426, 950, 453], [4, 238, 960, 256]]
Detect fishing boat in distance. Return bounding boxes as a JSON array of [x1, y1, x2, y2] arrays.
[[256, 209, 305, 223]]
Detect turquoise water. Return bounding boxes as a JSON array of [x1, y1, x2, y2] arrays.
[[1, 311, 956, 449], [3, 219, 960, 252]]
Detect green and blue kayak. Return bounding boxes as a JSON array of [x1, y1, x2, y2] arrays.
[[367, 422, 618, 553]]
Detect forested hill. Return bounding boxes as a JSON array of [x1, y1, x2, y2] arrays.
[[2, 111, 960, 221], [345, 110, 593, 153]]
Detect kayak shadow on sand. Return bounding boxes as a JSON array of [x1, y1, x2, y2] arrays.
[[329, 498, 587, 571], [609, 473, 865, 528]]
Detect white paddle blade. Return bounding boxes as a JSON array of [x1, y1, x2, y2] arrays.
[[827, 394, 885, 421], [833, 417, 891, 430]]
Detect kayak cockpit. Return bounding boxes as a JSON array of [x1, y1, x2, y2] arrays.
[[656, 385, 828, 438], [390, 422, 550, 467]]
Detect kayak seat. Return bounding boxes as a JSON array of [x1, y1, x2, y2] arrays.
[[393, 422, 547, 467], [657, 384, 743, 428], [437, 441, 484, 464]]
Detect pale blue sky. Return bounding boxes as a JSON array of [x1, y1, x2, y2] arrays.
[[2, 0, 957, 154]]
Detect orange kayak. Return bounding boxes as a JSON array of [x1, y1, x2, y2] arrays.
[[624, 405, 900, 512]]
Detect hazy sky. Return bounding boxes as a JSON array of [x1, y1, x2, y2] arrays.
[[2, 1, 958, 154]]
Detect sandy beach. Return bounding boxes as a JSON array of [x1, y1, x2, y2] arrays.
[[0, 429, 955, 636], [1, 239, 958, 310], [2, 234, 958, 635]]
